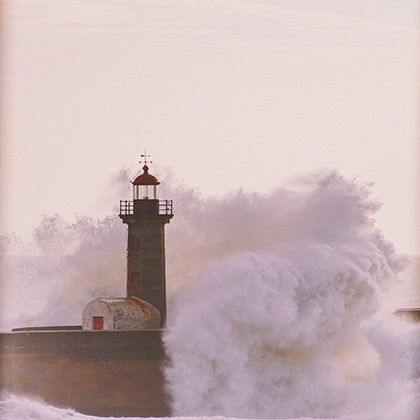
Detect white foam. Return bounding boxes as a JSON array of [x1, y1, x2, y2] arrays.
[[163, 173, 419, 419], [1, 170, 418, 419], [0, 394, 342, 420]]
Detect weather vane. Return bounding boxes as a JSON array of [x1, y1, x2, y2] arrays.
[[140, 151, 152, 166]]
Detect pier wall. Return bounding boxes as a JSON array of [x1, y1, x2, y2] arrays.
[[0, 329, 170, 417]]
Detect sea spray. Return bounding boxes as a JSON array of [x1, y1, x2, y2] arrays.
[[0, 165, 196, 330], [0, 215, 127, 329], [0, 169, 384, 329], [0, 394, 95, 420], [163, 172, 417, 419], [0, 169, 418, 419]]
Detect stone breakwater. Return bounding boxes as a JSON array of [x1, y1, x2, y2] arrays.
[[0, 329, 170, 417]]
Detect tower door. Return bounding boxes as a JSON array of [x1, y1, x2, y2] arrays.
[[92, 316, 104, 330]]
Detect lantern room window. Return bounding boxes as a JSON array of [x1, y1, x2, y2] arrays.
[[133, 184, 158, 200], [131, 163, 160, 200]]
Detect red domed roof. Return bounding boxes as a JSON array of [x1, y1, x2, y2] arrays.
[[132, 165, 160, 185]]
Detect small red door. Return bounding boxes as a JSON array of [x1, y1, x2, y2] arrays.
[[92, 316, 104, 330]]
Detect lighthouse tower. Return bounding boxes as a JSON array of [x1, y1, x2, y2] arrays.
[[119, 155, 173, 327]]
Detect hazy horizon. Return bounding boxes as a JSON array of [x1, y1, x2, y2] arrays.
[[1, 0, 419, 254]]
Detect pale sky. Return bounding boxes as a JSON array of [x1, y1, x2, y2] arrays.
[[1, 0, 419, 253]]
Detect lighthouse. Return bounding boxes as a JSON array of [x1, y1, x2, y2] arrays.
[[8, 155, 173, 417], [119, 155, 173, 327], [82, 154, 173, 330]]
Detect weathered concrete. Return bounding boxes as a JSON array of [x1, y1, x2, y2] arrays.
[[395, 308, 420, 322], [0, 329, 171, 417], [82, 297, 160, 330], [12, 326, 82, 332]]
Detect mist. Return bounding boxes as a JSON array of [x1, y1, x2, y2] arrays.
[[0, 168, 418, 419]]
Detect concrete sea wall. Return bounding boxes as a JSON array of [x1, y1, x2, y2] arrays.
[[0, 329, 170, 417], [395, 308, 420, 322]]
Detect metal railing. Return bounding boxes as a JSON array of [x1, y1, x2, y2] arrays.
[[158, 200, 173, 215], [119, 200, 173, 216], [120, 200, 134, 215]]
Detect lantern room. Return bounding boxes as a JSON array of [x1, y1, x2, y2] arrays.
[[132, 165, 160, 200], [119, 154, 173, 218]]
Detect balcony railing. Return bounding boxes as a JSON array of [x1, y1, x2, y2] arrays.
[[120, 200, 173, 216], [159, 200, 173, 215], [120, 200, 134, 215]]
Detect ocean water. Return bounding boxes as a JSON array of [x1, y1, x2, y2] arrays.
[[1, 171, 419, 419], [0, 394, 361, 420]]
